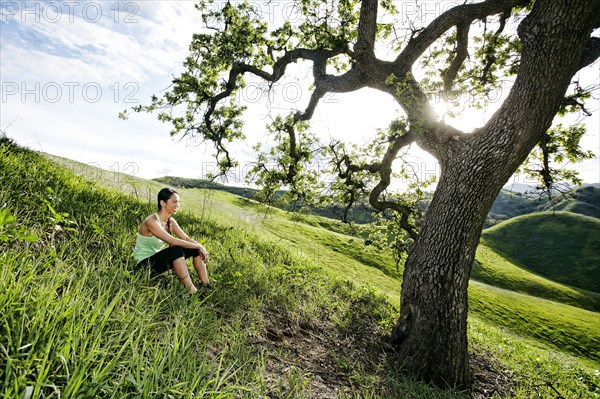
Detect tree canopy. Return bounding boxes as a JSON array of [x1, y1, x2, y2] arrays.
[[125, 0, 597, 227]]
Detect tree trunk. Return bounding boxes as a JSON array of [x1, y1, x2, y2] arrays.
[[391, 146, 503, 388], [391, 0, 600, 388]]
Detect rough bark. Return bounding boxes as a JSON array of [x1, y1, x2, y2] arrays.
[[391, 0, 600, 388]]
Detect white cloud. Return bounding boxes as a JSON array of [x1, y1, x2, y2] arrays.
[[1, 1, 200, 83]]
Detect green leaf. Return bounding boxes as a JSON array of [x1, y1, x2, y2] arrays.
[[0, 209, 15, 226], [18, 233, 39, 242]]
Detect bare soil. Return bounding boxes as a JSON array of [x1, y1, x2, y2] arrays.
[[250, 307, 515, 398]]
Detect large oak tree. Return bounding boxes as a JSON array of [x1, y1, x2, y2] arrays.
[[127, 0, 600, 388]]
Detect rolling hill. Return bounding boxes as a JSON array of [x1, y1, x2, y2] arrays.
[[482, 212, 600, 293], [156, 176, 600, 229], [538, 185, 600, 218]]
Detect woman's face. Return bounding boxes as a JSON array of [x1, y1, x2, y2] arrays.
[[161, 193, 180, 215]]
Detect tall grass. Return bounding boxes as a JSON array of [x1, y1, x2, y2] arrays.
[[0, 139, 260, 397]]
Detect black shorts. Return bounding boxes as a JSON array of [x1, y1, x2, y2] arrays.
[[136, 246, 200, 275]]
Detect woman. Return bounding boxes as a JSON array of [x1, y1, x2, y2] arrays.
[[134, 188, 209, 294]]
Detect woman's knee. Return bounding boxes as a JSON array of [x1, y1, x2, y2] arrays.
[[167, 246, 186, 262], [183, 247, 201, 259]]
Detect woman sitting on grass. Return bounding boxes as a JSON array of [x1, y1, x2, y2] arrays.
[[133, 188, 210, 294]]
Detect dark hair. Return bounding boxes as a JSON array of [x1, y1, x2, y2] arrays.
[[157, 188, 178, 233]]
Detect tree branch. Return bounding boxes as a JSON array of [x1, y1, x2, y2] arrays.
[[480, 11, 510, 86], [329, 142, 377, 223], [561, 96, 593, 117], [442, 23, 471, 94], [284, 67, 367, 183], [196, 47, 349, 174], [204, 45, 353, 124], [538, 133, 553, 189], [354, 0, 378, 61], [368, 131, 419, 239], [576, 36, 600, 71], [393, 0, 528, 68]]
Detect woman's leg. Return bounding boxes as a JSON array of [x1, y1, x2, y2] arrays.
[[192, 256, 210, 286], [181, 248, 209, 286], [173, 256, 197, 294], [144, 247, 198, 294]]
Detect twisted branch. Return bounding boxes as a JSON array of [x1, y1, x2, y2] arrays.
[[368, 131, 419, 239], [393, 0, 527, 68], [329, 141, 381, 222], [481, 11, 510, 85], [442, 23, 471, 94]]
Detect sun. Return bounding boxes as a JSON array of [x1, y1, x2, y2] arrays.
[[431, 98, 494, 133], [431, 99, 450, 120]]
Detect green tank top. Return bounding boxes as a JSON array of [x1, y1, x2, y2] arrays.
[[133, 214, 167, 263]]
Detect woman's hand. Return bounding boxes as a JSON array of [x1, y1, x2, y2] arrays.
[[197, 244, 209, 262]]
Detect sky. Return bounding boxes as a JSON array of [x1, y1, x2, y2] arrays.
[[1, 0, 599, 190]]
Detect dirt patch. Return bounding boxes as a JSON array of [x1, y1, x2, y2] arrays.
[[249, 308, 389, 398], [250, 308, 518, 398], [470, 351, 516, 398]]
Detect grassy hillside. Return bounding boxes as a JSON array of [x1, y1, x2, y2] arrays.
[[485, 186, 600, 227], [0, 138, 422, 398], [2, 139, 599, 398], [49, 151, 600, 363], [472, 245, 600, 312], [482, 212, 600, 293], [485, 189, 545, 227]]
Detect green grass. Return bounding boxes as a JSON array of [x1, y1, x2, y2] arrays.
[[482, 212, 600, 293], [472, 244, 600, 311], [467, 316, 600, 398], [47, 148, 600, 363], [0, 140, 461, 398], [469, 282, 600, 361], [2, 139, 599, 398]]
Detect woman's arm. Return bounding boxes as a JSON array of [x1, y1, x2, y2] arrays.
[[171, 218, 209, 261], [146, 218, 202, 250], [170, 218, 194, 242]]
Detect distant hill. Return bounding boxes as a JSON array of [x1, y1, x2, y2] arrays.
[[538, 185, 600, 218], [485, 185, 600, 226], [154, 176, 375, 223], [154, 176, 260, 198], [485, 189, 546, 227], [156, 176, 600, 227], [482, 212, 600, 293]]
